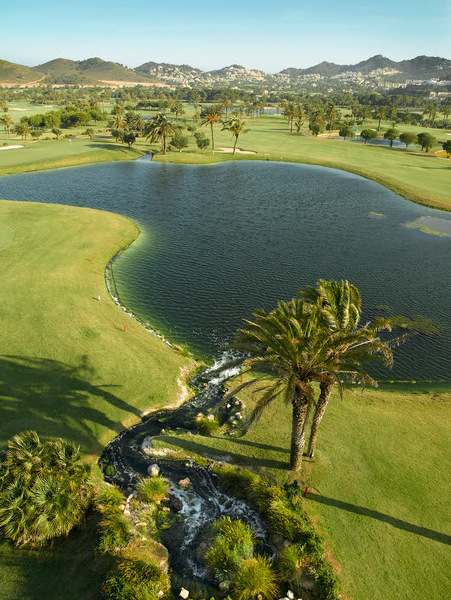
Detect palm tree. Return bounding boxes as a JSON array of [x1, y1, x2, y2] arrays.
[[229, 299, 359, 471], [200, 104, 223, 150], [325, 102, 339, 137], [222, 117, 249, 154], [298, 280, 395, 458], [143, 112, 177, 154], [374, 106, 387, 131], [1, 114, 13, 135]]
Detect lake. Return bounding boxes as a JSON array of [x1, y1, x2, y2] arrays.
[[1, 160, 450, 381]]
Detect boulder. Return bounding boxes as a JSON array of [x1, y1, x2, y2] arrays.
[[179, 588, 189, 599], [147, 463, 160, 477], [178, 478, 191, 488]]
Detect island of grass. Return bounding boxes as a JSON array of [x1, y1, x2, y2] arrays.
[[0, 198, 450, 600]]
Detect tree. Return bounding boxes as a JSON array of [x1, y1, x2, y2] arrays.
[[111, 128, 124, 143], [417, 132, 437, 153], [399, 132, 417, 149], [169, 99, 184, 121], [360, 129, 378, 143], [143, 112, 177, 155], [52, 127, 62, 139], [1, 114, 13, 135], [30, 129, 43, 142], [14, 122, 30, 140], [200, 104, 223, 150], [195, 135, 210, 153], [123, 132, 136, 147], [228, 297, 380, 471], [0, 431, 92, 546], [309, 121, 324, 136], [222, 117, 249, 154], [374, 106, 387, 131], [339, 125, 355, 141], [325, 102, 339, 136], [383, 128, 399, 148], [442, 140, 451, 158], [298, 280, 395, 458], [169, 131, 189, 152]]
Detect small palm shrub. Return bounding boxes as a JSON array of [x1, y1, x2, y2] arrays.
[[232, 557, 277, 600], [212, 516, 255, 549], [207, 517, 255, 581], [97, 485, 124, 513], [0, 431, 92, 546], [195, 415, 220, 436], [138, 476, 169, 503], [207, 537, 248, 579]]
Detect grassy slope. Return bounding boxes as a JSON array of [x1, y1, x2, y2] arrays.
[[0, 200, 193, 465], [153, 384, 451, 600]]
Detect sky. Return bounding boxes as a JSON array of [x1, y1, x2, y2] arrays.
[[1, 0, 450, 72]]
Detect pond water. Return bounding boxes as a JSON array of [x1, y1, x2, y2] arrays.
[[1, 160, 450, 381]]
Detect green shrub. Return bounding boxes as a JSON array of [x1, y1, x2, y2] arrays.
[[97, 512, 130, 554], [277, 543, 305, 583], [196, 415, 220, 436], [138, 476, 169, 503], [312, 563, 340, 600], [212, 517, 255, 548], [97, 485, 123, 512], [103, 558, 170, 600], [232, 557, 277, 600], [206, 537, 245, 579], [207, 517, 255, 580]]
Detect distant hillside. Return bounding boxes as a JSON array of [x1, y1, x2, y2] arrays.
[[0, 59, 44, 83], [280, 54, 451, 79], [33, 57, 152, 84], [135, 61, 201, 77]]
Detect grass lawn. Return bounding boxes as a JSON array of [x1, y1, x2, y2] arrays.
[[0, 200, 194, 466], [153, 382, 451, 600]]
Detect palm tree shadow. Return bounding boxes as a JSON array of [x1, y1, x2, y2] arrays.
[[158, 435, 288, 470], [307, 492, 451, 545], [0, 355, 142, 454], [210, 435, 289, 454]]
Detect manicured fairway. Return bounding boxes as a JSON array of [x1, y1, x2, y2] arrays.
[[154, 383, 451, 600], [0, 200, 193, 465]]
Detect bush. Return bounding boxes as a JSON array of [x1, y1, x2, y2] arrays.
[[97, 485, 123, 513], [232, 557, 277, 600], [312, 563, 340, 600], [207, 517, 255, 580], [103, 557, 170, 600], [277, 543, 306, 583], [212, 517, 255, 549], [138, 476, 169, 503], [97, 512, 130, 554], [195, 415, 220, 436]]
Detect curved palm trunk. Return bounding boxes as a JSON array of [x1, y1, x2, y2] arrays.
[[307, 381, 333, 458], [289, 394, 311, 471]]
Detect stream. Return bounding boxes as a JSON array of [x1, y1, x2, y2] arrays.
[[100, 358, 275, 584]]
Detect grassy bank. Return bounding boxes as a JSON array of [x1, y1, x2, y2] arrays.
[[153, 383, 451, 600], [0, 200, 194, 465]]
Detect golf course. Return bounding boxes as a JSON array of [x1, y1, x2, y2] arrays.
[[0, 99, 450, 600]]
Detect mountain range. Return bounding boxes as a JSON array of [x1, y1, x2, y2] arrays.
[[0, 55, 449, 86]]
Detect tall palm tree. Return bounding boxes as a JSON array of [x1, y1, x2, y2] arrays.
[[143, 112, 177, 155], [222, 117, 249, 154], [374, 106, 387, 131], [229, 298, 360, 471], [299, 280, 395, 458], [200, 104, 222, 150]]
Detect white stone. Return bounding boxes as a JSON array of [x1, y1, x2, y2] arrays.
[[287, 591, 295, 600], [178, 478, 191, 488], [147, 463, 160, 477], [179, 588, 189, 599], [123, 509, 131, 517]]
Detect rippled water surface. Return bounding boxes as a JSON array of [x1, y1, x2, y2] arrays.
[[1, 160, 450, 380]]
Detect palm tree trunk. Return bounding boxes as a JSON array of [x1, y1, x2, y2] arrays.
[[233, 134, 238, 154], [289, 395, 310, 471], [210, 122, 215, 150], [307, 382, 333, 458]]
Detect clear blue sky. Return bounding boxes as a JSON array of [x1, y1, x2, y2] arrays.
[[2, 0, 450, 72]]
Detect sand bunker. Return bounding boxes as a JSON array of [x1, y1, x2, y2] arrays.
[[215, 147, 256, 154], [0, 145, 24, 150]]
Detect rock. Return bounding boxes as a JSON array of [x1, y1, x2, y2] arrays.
[[195, 541, 209, 563], [206, 413, 215, 421], [301, 579, 315, 590], [123, 509, 131, 517], [147, 463, 160, 477], [178, 478, 191, 488], [287, 591, 295, 600], [179, 588, 189, 599], [170, 497, 184, 512]]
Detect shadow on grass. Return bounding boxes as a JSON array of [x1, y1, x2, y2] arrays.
[[0, 355, 141, 454], [210, 435, 289, 454], [158, 435, 289, 470], [307, 493, 451, 546]]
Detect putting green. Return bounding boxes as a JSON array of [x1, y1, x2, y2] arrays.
[[0, 222, 14, 251]]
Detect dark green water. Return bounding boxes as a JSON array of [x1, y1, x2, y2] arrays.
[[1, 160, 450, 381]]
